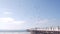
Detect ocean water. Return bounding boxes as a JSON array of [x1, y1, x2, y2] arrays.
[[0, 32, 31, 34]]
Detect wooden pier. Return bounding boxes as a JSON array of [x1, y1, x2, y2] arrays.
[[29, 30, 60, 34], [27, 26, 60, 34]]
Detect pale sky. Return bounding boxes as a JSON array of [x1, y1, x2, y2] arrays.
[[0, 0, 60, 30]]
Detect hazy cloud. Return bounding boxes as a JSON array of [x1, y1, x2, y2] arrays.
[[3, 11, 12, 15], [0, 17, 25, 24], [0, 17, 26, 30]]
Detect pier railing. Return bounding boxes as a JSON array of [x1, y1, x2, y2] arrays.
[[27, 26, 60, 34], [27, 26, 60, 31]]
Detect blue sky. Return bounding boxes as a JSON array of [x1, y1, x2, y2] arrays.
[[0, 0, 60, 30]]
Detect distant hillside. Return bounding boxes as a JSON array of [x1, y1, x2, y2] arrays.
[[0, 30, 27, 32]]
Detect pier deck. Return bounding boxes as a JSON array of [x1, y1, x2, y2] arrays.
[[27, 27, 60, 34], [29, 30, 60, 34]]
